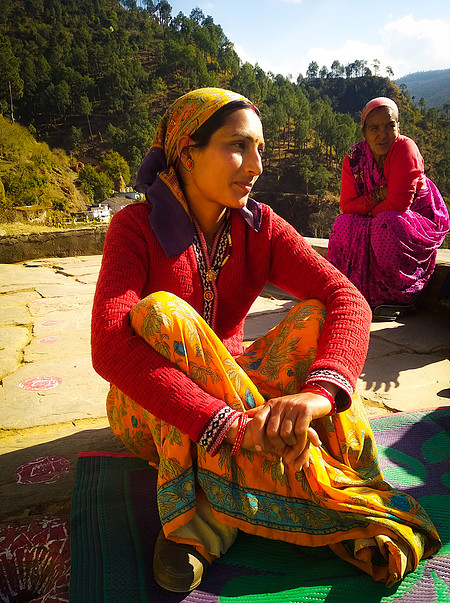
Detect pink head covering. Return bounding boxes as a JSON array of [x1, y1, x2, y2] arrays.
[[361, 97, 399, 129]]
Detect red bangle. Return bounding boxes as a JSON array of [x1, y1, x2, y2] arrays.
[[301, 384, 337, 415], [230, 413, 248, 456]]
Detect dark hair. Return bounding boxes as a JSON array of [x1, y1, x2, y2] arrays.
[[189, 99, 260, 149]]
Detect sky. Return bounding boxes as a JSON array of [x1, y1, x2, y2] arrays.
[[165, 0, 450, 80]]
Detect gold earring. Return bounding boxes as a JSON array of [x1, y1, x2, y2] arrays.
[[186, 158, 194, 171]]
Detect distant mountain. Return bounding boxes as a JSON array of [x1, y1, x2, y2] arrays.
[[395, 69, 450, 111]]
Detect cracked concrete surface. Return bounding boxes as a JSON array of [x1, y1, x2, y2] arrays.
[[0, 254, 449, 521]]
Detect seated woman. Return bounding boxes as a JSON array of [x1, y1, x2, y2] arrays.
[[91, 88, 440, 593], [327, 97, 449, 320]]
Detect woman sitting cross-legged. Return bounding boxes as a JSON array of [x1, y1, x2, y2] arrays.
[[91, 88, 440, 593]]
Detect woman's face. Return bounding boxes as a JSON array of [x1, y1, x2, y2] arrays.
[[183, 108, 264, 218], [363, 106, 399, 162]]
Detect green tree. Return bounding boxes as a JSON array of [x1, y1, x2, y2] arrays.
[[311, 166, 331, 199], [156, 1, 172, 29], [145, 1, 158, 18], [190, 7, 205, 24], [345, 62, 356, 78], [230, 63, 261, 103], [70, 126, 83, 153], [315, 100, 336, 165], [333, 114, 358, 163], [427, 107, 440, 127], [100, 150, 130, 190], [54, 80, 71, 115], [0, 33, 24, 118], [399, 83, 410, 101], [107, 116, 157, 175], [330, 60, 344, 78], [306, 61, 319, 79], [79, 94, 93, 139], [294, 117, 311, 154], [78, 165, 113, 203], [319, 65, 328, 79], [419, 97, 427, 115], [372, 59, 380, 76], [298, 155, 313, 196]]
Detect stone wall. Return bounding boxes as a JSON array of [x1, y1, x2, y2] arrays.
[[0, 226, 108, 264], [0, 228, 448, 312], [308, 237, 450, 313]]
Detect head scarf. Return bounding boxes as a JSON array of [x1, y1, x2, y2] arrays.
[[135, 88, 262, 256], [360, 97, 399, 129]]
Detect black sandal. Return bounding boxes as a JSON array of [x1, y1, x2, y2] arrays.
[[372, 304, 416, 322]]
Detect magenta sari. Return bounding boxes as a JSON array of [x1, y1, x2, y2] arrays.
[[327, 141, 449, 309]]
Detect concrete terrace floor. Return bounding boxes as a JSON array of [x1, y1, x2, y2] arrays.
[[0, 254, 449, 524]]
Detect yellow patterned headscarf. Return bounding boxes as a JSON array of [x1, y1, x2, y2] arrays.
[[135, 87, 252, 196], [135, 87, 260, 257], [155, 87, 250, 168]]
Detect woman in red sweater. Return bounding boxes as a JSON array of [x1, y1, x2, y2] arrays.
[[327, 97, 449, 320], [91, 89, 440, 593]]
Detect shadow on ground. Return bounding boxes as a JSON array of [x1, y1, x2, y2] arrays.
[[0, 426, 126, 522]]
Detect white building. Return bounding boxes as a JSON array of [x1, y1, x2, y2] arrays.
[[87, 191, 142, 223], [89, 204, 112, 222]]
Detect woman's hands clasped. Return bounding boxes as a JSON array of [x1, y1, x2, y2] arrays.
[[226, 383, 338, 470]]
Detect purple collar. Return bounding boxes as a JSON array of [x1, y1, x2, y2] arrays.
[[145, 172, 262, 257]]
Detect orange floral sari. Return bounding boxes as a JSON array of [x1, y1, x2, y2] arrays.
[[106, 291, 440, 586]]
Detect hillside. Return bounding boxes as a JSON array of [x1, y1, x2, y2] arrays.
[[395, 69, 450, 111], [0, 0, 449, 237], [0, 117, 89, 217]]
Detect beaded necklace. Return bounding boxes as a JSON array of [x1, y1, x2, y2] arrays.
[[192, 212, 232, 327]]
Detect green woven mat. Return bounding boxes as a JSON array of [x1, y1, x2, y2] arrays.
[[70, 408, 450, 602]]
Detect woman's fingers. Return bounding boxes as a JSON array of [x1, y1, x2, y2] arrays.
[[266, 399, 310, 450], [306, 426, 321, 448], [284, 440, 311, 470], [245, 406, 261, 418], [242, 417, 321, 472], [240, 396, 324, 458], [245, 405, 271, 452], [279, 417, 298, 446], [247, 403, 296, 452], [266, 412, 289, 450], [283, 427, 322, 469]]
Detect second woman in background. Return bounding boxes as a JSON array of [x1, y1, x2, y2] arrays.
[[327, 97, 449, 320]]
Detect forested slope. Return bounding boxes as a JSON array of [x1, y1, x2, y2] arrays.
[[1, 0, 448, 236], [396, 69, 450, 111]]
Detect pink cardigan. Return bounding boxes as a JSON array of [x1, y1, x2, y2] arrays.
[[340, 135, 426, 217], [91, 201, 371, 443]]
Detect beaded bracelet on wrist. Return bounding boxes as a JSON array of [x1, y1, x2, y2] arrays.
[[230, 413, 248, 456], [301, 383, 337, 415], [199, 406, 240, 456]]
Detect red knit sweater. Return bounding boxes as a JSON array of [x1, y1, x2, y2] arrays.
[[340, 135, 426, 217], [91, 201, 371, 443]]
